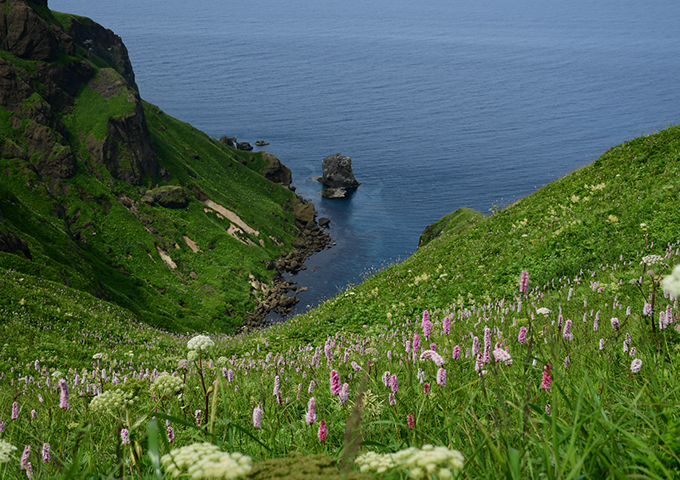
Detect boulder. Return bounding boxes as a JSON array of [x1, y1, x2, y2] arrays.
[[152, 186, 190, 209], [318, 217, 331, 228], [237, 141, 253, 151], [219, 136, 237, 148], [262, 152, 292, 187], [320, 153, 360, 189], [292, 199, 316, 225], [254, 140, 270, 146]]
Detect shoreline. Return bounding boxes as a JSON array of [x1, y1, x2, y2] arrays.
[[243, 195, 332, 329]]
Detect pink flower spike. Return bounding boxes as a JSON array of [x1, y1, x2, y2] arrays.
[[330, 370, 341, 395], [443, 316, 451, 335], [518, 326, 527, 344], [167, 426, 175, 442], [423, 383, 430, 395], [339, 383, 349, 404], [58, 378, 70, 410], [121, 428, 130, 445], [389, 393, 396, 406], [42, 443, 50, 463], [520, 270, 529, 294], [21, 445, 30, 470], [318, 419, 327, 443], [452, 345, 461, 360], [419, 349, 445, 366], [436, 368, 447, 387], [12, 401, 19, 420], [407, 413, 415, 430], [540, 365, 552, 391], [253, 406, 263, 429], [390, 375, 399, 394], [306, 397, 317, 425], [382, 371, 391, 387], [611, 317, 620, 331]]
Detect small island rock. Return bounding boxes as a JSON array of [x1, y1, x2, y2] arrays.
[[320, 153, 360, 189]]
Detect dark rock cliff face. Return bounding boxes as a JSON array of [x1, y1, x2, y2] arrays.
[[65, 15, 138, 91], [0, 0, 156, 184]]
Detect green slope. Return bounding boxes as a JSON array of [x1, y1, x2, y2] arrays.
[[0, 7, 307, 333], [262, 125, 680, 344]]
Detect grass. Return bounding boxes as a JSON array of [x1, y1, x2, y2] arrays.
[[0, 123, 679, 478], [3, 5, 680, 477]]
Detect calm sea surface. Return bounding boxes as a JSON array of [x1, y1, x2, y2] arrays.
[[51, 0, 680, 318]]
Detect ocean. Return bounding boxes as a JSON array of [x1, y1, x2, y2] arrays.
[[51, 0, 680, 318]]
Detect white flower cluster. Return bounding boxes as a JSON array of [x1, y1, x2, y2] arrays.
[[661, 264, 680, 297], [640, 254, 665, 267], [161, 442, 252, 479], [216, 356, 228, 365], [355, 451, 397, 474], [356, 445, 464, 479], [90, 389, 138, 415], [187, 335, 215, 351], [0, 439, 17, 464], [151, 374, 184, 398], [536, 307, 551, 315]]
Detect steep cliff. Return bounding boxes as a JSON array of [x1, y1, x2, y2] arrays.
[[0, 0, 325, 332]]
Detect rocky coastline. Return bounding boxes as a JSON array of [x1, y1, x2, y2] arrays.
[[244, 200, 332, 328]]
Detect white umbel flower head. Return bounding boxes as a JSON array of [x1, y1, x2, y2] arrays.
[[161, 442, 252, 479], [90, 389, 138, 415], [0, 439, 18, 464], [641, 254, 664, 267], [151, 374, 184, 398], [355, 445, 464, 479], [187, 335, 215, 351], [536, 307, 551, 315], [661, 264, 680, 297]]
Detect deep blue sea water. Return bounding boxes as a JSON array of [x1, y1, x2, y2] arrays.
[[51, 0, 680, 318]]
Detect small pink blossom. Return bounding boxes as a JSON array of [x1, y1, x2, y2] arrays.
[[540, 365, 552, 391], [121, 429, 130, 445], [318, 419, 327, 442], [423, 383, 430, 395], [167, 426, 175, 443], [518, 326, 527, 344], [407, 413, 415, 430], [306, 397, 317, 425], [253, 406, 263, 429]]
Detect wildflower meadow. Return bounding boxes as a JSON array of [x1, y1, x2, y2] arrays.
[[1, 126, 680, 478]]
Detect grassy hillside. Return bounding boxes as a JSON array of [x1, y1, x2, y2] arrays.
[[266, 125, 680, 343], [0, 7, 309, 333], [1, 125, 678, 479]]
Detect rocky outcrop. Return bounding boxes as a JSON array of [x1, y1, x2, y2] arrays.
[[318, 153, 360, 198], [0, 0, 73, 61], [65, 14, 138, 91], [254, 140, 270, 146], [237, 141, 253, 151], [262, 152, 292, 187], [245, 218, 332, 324], [0, 0, 156, 185], [0, 228, 32, 260], [140, 186, 190, 209], [219, 136, 237, 149]]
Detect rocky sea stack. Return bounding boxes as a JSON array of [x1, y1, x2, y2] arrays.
[[318, 153, 360, 198]]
